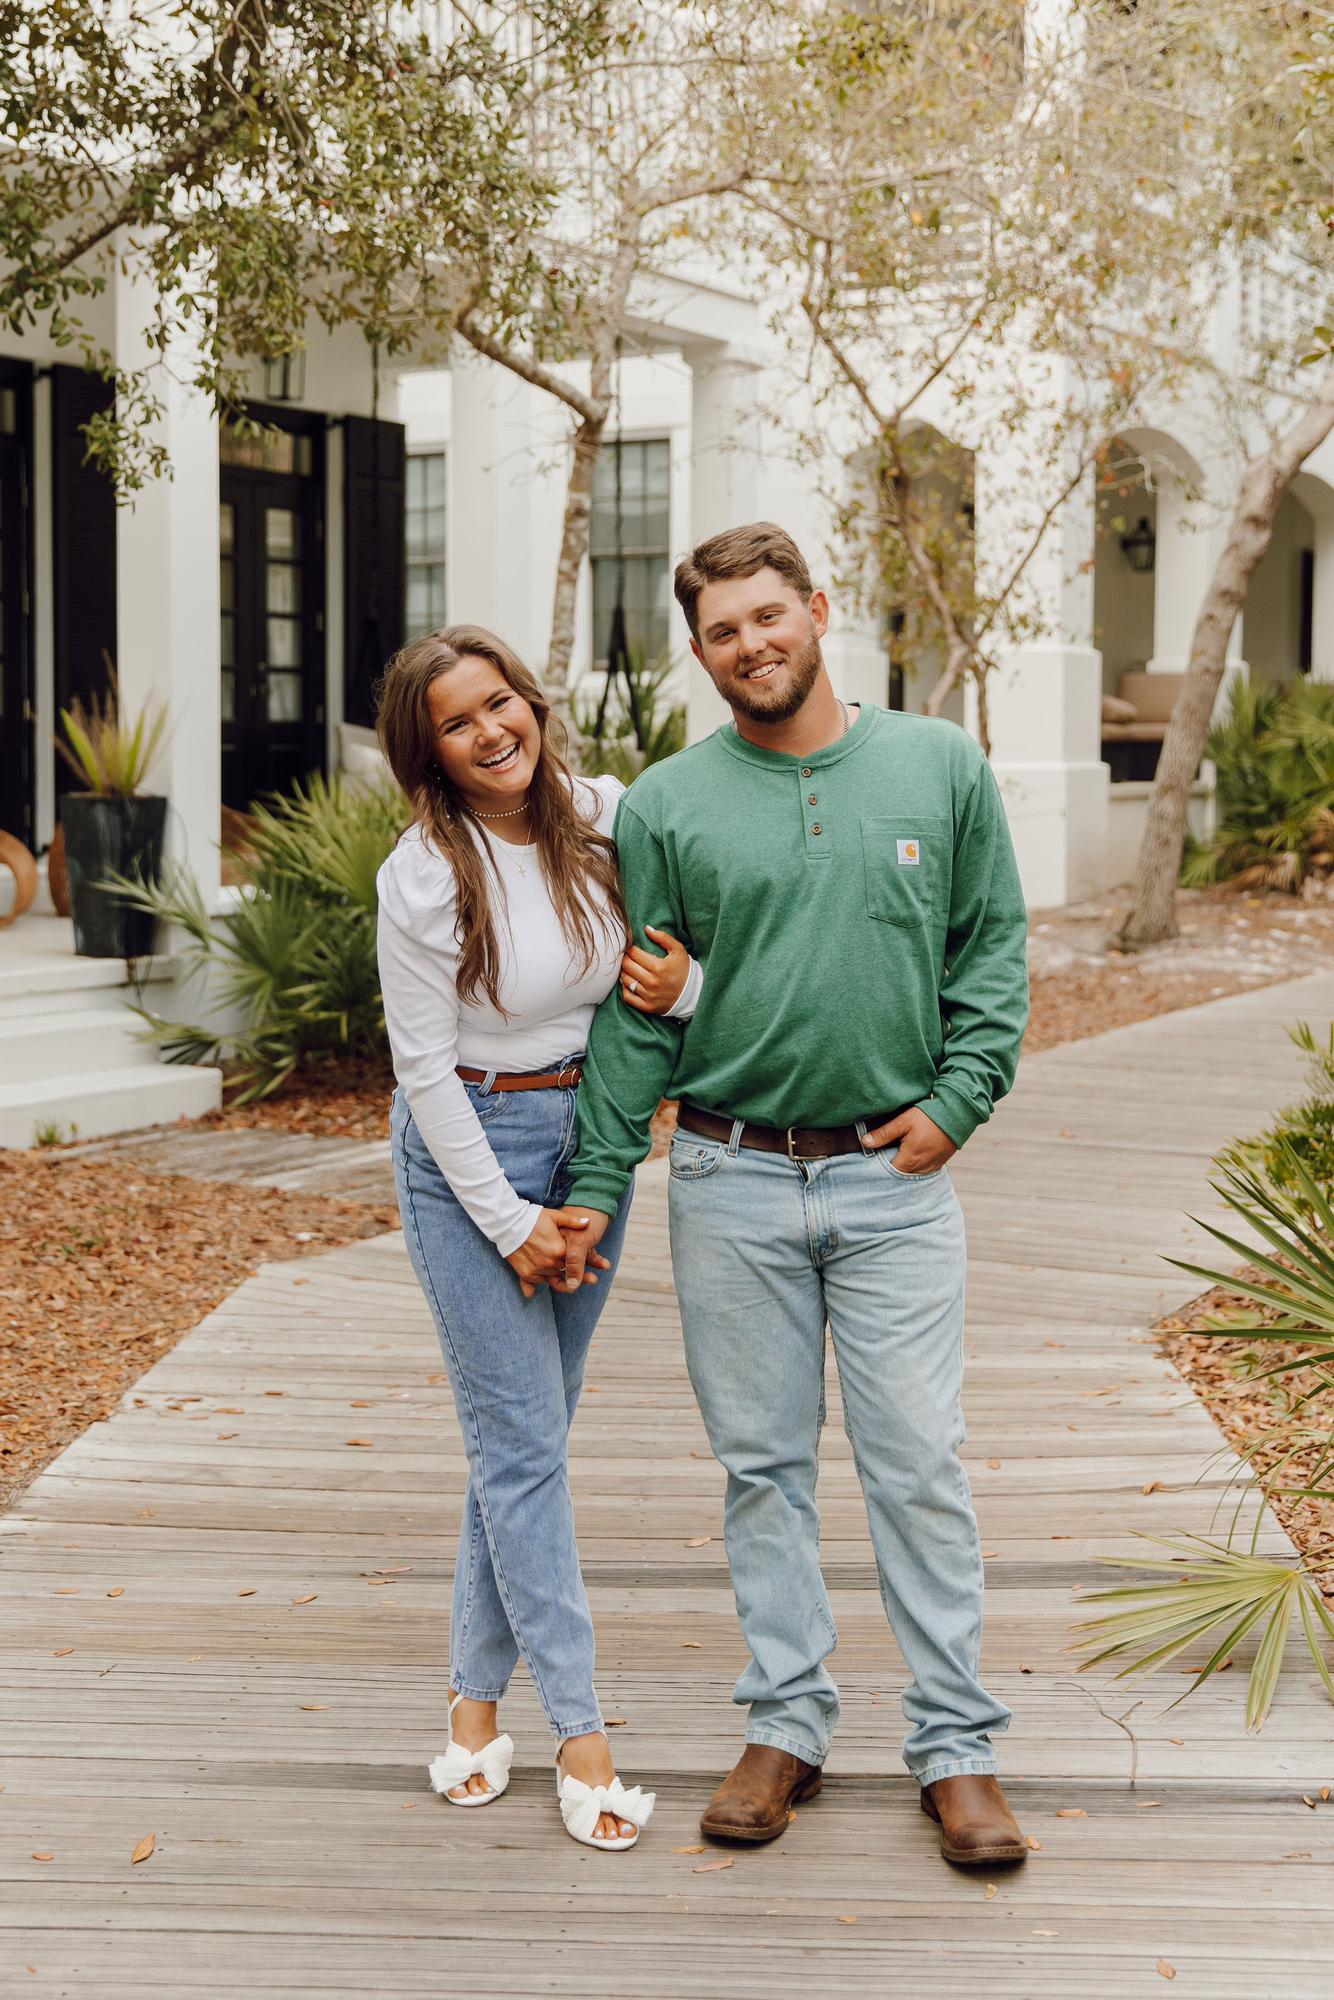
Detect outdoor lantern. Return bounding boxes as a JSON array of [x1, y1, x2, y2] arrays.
[[262, 352, 307, 403], [1120, 515, 1157, 574]]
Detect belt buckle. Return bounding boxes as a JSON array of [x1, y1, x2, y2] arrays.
[[557, 1063, 580, 1090], [785, 1125, 803, 1160]]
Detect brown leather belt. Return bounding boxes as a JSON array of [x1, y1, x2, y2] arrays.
[[677, 1101, 894, 1161], [456, 1063, 583, 1092]]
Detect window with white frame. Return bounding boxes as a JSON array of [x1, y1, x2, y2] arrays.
[[406, 451, 446, 640], [590, 439, 670, 667]]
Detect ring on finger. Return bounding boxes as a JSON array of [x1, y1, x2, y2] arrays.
[[627, 977, 639, 994]]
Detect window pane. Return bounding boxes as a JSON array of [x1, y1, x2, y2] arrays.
[[265, 507, 297, 559], [423, 454, 446, 506], [221, 611, 235, 667], [267, 616, 301, 667], [220, 503, 234, 557], [220, 557, 234, 612], [265, 671, 302, 723], [221, 667, 236, 722], [266, 562, 299, 614]]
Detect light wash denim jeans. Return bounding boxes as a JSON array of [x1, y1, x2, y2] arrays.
[[391, 1064, 631, 1743], [667, 1121, 1010, 1788]]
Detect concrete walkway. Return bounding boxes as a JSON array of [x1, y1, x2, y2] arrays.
[[4, 973, 1334, 1997]]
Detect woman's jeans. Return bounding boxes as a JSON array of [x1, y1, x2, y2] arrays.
[[667, 1125, 1011, 1788], [391, 1067, 631, 1743]]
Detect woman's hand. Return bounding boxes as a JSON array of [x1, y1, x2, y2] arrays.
[[506, 1209, 613, 1299], [620, 926, 689, 1014]]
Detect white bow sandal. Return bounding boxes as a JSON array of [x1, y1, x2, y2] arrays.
[[427, 1691, 514, 1807], [555, 1760, 655, 1851]]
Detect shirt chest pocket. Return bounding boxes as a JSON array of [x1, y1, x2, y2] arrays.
[[861, 816, 950, 929]]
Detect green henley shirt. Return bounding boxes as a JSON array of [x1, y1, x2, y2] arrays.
[[568, 702, 1029, 1217]]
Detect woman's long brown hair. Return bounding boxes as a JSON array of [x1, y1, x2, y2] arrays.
[[376, 624, 628, 1012]]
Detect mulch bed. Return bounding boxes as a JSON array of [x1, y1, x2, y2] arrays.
[[1157, 1278, 1334, 1593], [0, 1154, 397, 1509]]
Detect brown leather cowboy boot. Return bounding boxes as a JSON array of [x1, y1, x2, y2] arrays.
[[920, 1774, 1027, 1865], [699, 1744, 823, 1843]]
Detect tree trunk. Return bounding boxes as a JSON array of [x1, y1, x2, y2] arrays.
[[1117, 367, 1334, 948], [545, 406, 607, 735]]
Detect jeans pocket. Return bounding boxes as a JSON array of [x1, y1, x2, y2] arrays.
[[880, 1143, 945, 1183], [668, 1135, 726, 1181]]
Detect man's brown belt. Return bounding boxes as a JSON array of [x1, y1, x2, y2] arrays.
[[455, 1064, 583, 1092], [676, 1101, 894, 1161]]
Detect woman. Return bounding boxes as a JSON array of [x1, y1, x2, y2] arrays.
[[375, 624, 697, 1852]]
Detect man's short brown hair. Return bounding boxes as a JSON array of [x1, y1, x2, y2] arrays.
[[673, 522, 813, 638]]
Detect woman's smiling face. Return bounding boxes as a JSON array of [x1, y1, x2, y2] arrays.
[[426, 654, 543, 813]]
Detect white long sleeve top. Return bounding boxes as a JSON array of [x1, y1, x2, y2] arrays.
[[376, 773, 701, 1255]]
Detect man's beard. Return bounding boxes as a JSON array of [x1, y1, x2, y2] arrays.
[[723, 633, 823, 723]]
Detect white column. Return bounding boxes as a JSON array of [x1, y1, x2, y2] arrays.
[[973, 438, 1108, 908], [683, 348, 764, 742], [1148, 474, 1213, 673], [114, 258, 222, 907], [447, 342, 565, 672], [1310, 512, 1334, 680]]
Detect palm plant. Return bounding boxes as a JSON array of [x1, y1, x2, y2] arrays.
[[1181, 677, 1334, 890], [57, 659, 169, 797], [575, 646, 686, 784], [119, 772, 406, 1098], [1073, 1141, 1334, 1726]]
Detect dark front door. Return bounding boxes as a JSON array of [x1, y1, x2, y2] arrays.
[[220, 411, 324, 810], [0, 364, 34, 846]]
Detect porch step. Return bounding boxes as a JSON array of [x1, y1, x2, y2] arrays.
[[0, 1007, 166, 1079], [0, 947, 183, 1020], [0, 1064, 222, 1150]]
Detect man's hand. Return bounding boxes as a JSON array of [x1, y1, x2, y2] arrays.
[[551, 1207, 613, 1292], [860, 1106, 957, 1176], [506, 1209, 612, 1299], [620, 927, 690, 1013]]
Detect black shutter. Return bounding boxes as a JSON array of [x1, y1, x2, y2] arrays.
[[51, 366, 117, 789], [343, 415, 405, 728]]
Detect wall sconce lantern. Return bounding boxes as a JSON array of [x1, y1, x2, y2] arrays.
[[1119, 515, 1156, 574], [262, 351, 307, 404]]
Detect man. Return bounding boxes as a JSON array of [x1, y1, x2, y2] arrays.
[[561, 522, 1030, 1866]]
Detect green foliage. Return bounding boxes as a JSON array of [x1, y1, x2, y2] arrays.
[[56, 666, 169, 797], [574, 649, 686, 785], [32, 1120, 68, 1148], [120, 772, 406, 1099], [1220, 1022, 1334, 1195], [1073, 1533, 1334, 1731], [1181, 678, 1334, 891]]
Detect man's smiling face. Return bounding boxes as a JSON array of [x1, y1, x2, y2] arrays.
[[690, 566, 830, 724]]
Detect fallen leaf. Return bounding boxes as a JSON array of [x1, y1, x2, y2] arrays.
[[344, 1439, 374, 1447], [1323, 1787, 1331, 1802], [31, 1852, 54, 1862], [693, 1858, 733, 1873], [350, 1400, 372, 1408], [836, 1914, 858, 1924], [1302, 1794, 1318, 1809], [984, 1883, 998, 1900], [689, 1449, 706, 1459], [375, 1566, 412, 1574], [400, 1803, 417, 1810], [1026, 1835, 1042, 1850], [1168, 1737, 1184, 1746], [987, 1458, 1002, 1470], [53, 1647, 74, 1657], [299, 1704, 330, 1711], [1136, 1800, 1162, 1810], [130, 1833, 156, 1866], [605, 1717, 627, 1727], [1055, 1809, 1087, 1818], [684, 1537, 712, 1548], [672, 1844, 706, 1854], [367, 1579, 391, 1587], [1157, 1963, 1176, 1981], [236, 1588, 257, 1598], [982, 1550, 999, 1560], [680, 1640, 702, 1649], [1282, 1850, 1312, 1859], [1031, 1929, 1058, 1938], [1019, 1664, 1034, 1674], [1141, 1480, 1164, 1495], [53, 1587, 78, 1596], [292, 1594, 318, 1605], [426, 1373, 447, 1384], [1217, 1657, 1234, 1672], [216, 1433, 238, 1440], [106, 1587, 124, 1598], [264, 1391, 285, 1397], [188, 1653, 203, 1662], [585, 1385, 601, 1393]]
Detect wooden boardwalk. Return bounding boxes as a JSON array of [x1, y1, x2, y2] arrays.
[[5, 972, 1334, 1998]]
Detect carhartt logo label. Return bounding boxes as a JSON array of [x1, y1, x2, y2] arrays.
[[897, 838, 920, 866]]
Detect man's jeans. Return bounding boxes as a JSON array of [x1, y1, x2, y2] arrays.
[[391, 1069, 631, 1743], [667, 1122, 1011, 1786]]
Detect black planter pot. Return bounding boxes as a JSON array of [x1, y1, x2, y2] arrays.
[[61, 793, 168, 959]]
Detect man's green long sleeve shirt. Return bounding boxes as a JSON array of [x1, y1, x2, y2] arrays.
[[568, 703, 1029, 1216]]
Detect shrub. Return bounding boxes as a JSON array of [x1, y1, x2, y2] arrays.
[[574, 647, 686, 785], [1219, 1021, 1334, 1195], [1181, 677, 1334, 892], [123, 772, 406, 1099]]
